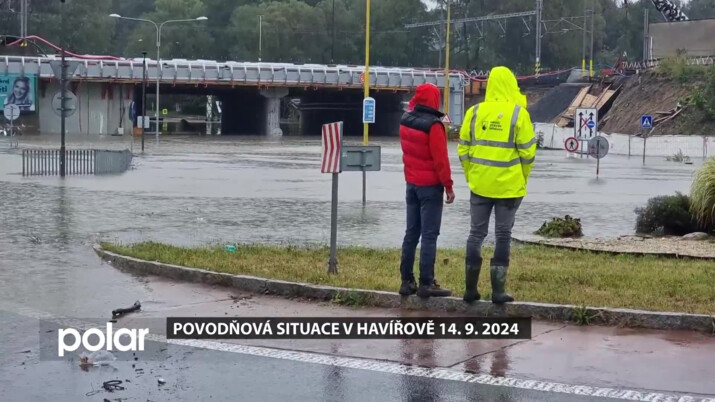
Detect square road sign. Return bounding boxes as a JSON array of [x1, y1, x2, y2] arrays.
[[641, 115, 653, 129], [574, 108, 597, 138]]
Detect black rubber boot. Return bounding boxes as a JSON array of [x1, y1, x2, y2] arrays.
[[490, 261, 514, 304], [463, 257, 482, 303]]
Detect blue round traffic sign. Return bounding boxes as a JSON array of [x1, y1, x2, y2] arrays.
[[587, 120, 595, 129]]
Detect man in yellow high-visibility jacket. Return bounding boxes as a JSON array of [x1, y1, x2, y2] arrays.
[[457, 66, 536, 305]]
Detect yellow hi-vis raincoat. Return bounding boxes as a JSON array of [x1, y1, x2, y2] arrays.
[[457, 66, 536, 199]]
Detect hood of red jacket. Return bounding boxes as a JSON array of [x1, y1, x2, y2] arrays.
[[408, 83, 441, 111]]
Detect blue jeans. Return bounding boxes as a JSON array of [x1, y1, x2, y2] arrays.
[[466, 192, 523, 267], [399, 183, 444, 286]]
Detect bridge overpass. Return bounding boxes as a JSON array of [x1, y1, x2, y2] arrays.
[[1, 55, 466, 136]]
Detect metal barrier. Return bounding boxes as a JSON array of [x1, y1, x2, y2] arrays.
[[21, 149, 133, 176], [94, 150, 133, 174]]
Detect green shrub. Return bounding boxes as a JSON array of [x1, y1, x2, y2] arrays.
[[536, 215, 583, 238], [683, 66, 715, 119], [634, 192, 699, 236], [657, 55, 707, 83], [690, 158, 715, 231]]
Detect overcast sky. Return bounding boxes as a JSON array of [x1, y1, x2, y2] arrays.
[[422, 0, 439, 11]]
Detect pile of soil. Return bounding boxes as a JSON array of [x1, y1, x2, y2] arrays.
[[600, 72, 715, 136]]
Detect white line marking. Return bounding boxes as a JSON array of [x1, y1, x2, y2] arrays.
[[4, 303, 714, 402], [169, 338, 714, 402]]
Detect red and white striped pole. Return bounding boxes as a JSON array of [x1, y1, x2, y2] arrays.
[[321, 121, 343, 274]]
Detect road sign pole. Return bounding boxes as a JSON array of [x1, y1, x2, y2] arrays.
[[142, 52, 147, 153], [362, 0, 371, 206], [60, 42, 66, 178], [642, 133, 647, 165], [328, 172, 339, 274]]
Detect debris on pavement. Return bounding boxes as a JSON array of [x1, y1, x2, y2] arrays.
[[86, 380, 125, 396], [79, 350, 117, 368], [112, 301, 141, 317], [103, 380, 125, 392], [157, 377, 166, 385]]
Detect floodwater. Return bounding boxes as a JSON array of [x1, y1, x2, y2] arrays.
[[0, 134, 701, 313], [0, 134, 709, 401]]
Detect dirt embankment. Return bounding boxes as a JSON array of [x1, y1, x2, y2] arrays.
[[601, 73, 714, 136]]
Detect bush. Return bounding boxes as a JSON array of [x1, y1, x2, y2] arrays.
[[535, 215, 583, 238], [657, 55, 707, 83], [634, 192, 700, 236], [690, 158, 715, 232]]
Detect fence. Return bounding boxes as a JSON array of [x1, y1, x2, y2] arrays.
[[21, 149, 133, 176], [534, 123, 711, 159]]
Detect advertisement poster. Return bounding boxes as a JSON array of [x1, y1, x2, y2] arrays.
[[1, 74, 37, 113]]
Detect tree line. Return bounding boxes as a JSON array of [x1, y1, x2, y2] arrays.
[[1, 0, 714, 74]]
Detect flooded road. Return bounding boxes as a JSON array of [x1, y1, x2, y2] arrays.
[[0, 134, 700, 313], [0, 135, 709, 401]]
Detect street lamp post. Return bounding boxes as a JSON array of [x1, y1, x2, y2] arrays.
[[109, 14, 208, 146], [141, 51, 147, 153]]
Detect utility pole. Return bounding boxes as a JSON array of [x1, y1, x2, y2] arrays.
[[142, 51, 147, 153], [331, 0, 336, 63], [535, 0, 542, 76], [362, 0, 370, 205], [444, 0, 451, 121], [582, 0, 587, 76], [60, 0, 67, 177], [19, 0, 24, 39], [589, 0, 594, 78], [643, 9, 650, 63]]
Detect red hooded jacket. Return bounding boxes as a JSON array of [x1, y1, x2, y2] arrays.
[[399, 83, 453, 193]]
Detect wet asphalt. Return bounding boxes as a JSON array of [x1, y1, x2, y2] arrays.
[[0, 311, 610, 402], [0, 134, 711, 401]]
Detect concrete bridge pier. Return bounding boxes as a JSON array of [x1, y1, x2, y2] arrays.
[[260, 88, 289, 137]]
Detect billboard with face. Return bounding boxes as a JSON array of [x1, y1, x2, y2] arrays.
[[1, 74, 37, 113]]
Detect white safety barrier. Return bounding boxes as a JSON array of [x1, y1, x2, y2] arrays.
[[534, 123, 711, 159]]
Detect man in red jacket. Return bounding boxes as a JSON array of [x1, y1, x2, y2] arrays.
[[398, 83, 455, 298]]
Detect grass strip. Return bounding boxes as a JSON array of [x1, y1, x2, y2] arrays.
[[102, 242, 715, 315]]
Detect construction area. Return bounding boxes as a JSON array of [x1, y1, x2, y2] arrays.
[[527, 69, 712, 137]]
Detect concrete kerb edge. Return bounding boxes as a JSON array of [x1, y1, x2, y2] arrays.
[[92, 245, 715, 333]]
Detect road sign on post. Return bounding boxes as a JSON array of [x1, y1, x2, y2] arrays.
[[575, 108, 598, 139], [52, 91, 78, 118], [441, 113, 452, 125], [588, 135, 609, 178], [641, 115, 653, 129], [321, 121, 343, 274], [564, 136, 579, 152], [4, 104, 20, 143], [362, 97, 375, 124], [341, 145, 381, 172], [4, 104, 20, 122]]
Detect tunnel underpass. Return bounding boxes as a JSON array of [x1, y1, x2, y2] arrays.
[[296, 89, 407, 137], [132, 84, 408, 136]]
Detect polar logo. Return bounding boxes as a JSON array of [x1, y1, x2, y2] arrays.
[[58, 323, 149, 357]]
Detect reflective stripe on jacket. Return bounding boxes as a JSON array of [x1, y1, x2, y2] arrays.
[[457, 67, 536, 199]]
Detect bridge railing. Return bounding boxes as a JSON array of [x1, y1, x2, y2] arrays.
[[1, 55, 467, 90]]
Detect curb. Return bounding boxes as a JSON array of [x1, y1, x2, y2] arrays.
[[513, 237, 715, 260], [93, 245, 715, 333]]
